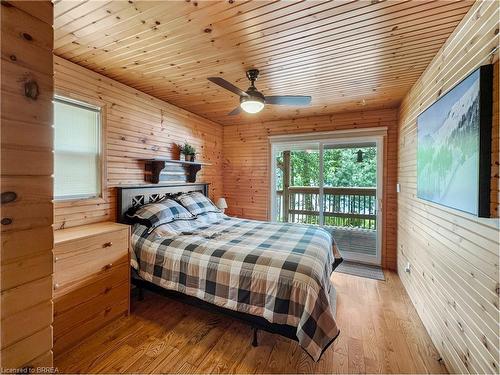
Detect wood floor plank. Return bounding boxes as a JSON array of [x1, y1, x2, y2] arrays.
[[201, 322, 250, 374], [55, 271, 447, 374], [142, 346, 180, 374], [233, 330, 275, 374], [347, 337, 366, 374]]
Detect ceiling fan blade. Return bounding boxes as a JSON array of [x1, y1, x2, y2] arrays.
[[208, 77, 248, 97], [228, 106, 242, 116], [265, 96, 311, 106]]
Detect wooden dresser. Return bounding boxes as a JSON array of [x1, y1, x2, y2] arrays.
[[53, 222, 130, 356]]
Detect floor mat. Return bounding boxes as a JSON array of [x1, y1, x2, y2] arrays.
[[336, 260, 385, 280]]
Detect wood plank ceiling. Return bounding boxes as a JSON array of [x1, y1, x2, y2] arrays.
[[54, 0, 474, 126]]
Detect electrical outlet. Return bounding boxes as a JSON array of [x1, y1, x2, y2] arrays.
[[405, 262, 411, 273]]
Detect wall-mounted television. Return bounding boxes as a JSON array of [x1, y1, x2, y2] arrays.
[[417, 65, 493, 217]]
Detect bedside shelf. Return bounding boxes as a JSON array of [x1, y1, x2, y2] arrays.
[[140, 158, 211, 184]]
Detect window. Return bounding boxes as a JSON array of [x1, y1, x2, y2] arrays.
[[54, 96, 102, 200]]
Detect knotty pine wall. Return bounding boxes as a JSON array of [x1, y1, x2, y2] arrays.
[[53, 56, 223, 229], [397, 0, 499, 373], [1, 1, 54, 368], [223, 109, 399, 270]]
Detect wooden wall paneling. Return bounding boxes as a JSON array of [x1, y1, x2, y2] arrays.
[[0, 327, 53, 369], [1, 251, 54, 292], [2, 301, 53, 350], [397, 0, 499, 373], [53, 1, 474, 125], [1, 176, 53, 232], [9, 0, 53, 25], [1, 276, 53, 318], [223, 109, 399, 270], [0, 0, 54, 369], [53, 56, 223, 229]]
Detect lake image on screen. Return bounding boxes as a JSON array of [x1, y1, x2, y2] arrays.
[[417, 70, 480, 214]]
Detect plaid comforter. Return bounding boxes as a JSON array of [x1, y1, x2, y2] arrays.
[[131, 213, 342, 361]]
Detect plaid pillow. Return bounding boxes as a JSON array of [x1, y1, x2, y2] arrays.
[[128, 198, 194, 229], [176, 192, 220, 216]]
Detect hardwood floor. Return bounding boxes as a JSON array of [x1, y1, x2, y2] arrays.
[[55, 271, 447, 374]]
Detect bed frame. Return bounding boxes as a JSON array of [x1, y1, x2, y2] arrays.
[[116, 183, 299, 348]]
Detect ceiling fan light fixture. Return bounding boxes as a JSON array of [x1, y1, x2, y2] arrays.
[[208, 70, 311, 116], [240, 95, 265, 114]]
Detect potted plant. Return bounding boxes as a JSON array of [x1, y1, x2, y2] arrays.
[[179, 142, 196, 162]]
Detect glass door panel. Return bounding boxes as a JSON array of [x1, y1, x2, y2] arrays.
[[322, 142, 379, 264], [273, 143, 320, 224], [289, 147, 320, 225]]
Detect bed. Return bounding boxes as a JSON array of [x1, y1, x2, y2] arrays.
[[117, 183, 342, 361]]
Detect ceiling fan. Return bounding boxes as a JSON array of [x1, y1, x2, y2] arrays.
[[208, 69, 311, 115]]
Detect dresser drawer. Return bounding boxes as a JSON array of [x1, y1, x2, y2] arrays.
[[54, 228, 128, 293], [53, 255, 128, 298], [54, 280, 129, 336], [53, 298, 128, 355], [54, 262, 129, 315]]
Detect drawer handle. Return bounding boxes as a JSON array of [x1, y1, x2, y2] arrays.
[[103, 263, 113, 271], [104, 286, 112, 294], [103, 242, 113, 248], [104, 307, 112, 314], [54, 283, 59, 290], [54, 256, 59, 263]]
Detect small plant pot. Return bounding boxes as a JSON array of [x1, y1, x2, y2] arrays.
[[184, 154, 194, 162]]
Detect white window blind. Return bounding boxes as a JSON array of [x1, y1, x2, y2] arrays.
[[54, 97, 101, 200]]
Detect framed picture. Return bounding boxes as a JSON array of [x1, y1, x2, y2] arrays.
[[417, 65, 493, 217]]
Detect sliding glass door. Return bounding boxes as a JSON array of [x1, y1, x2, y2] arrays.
[[271, 136, 383, 265]]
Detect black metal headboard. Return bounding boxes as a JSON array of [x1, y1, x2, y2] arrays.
[[116, 183, 209, 224]]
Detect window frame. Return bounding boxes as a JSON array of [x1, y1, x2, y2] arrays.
[[53, 91, 107, 205]]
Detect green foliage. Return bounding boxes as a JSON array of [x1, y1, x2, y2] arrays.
[[323, 147, 377, 187], [290, 150, 320, 186], [274, 146, 378, 229], [180, 142, 196, 155], [287, 147, 377, 187]]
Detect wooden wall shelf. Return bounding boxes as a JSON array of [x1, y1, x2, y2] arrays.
[[140, 158, 211, 184]]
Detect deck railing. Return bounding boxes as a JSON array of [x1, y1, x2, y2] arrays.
[[275, 186, 377, 230]]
